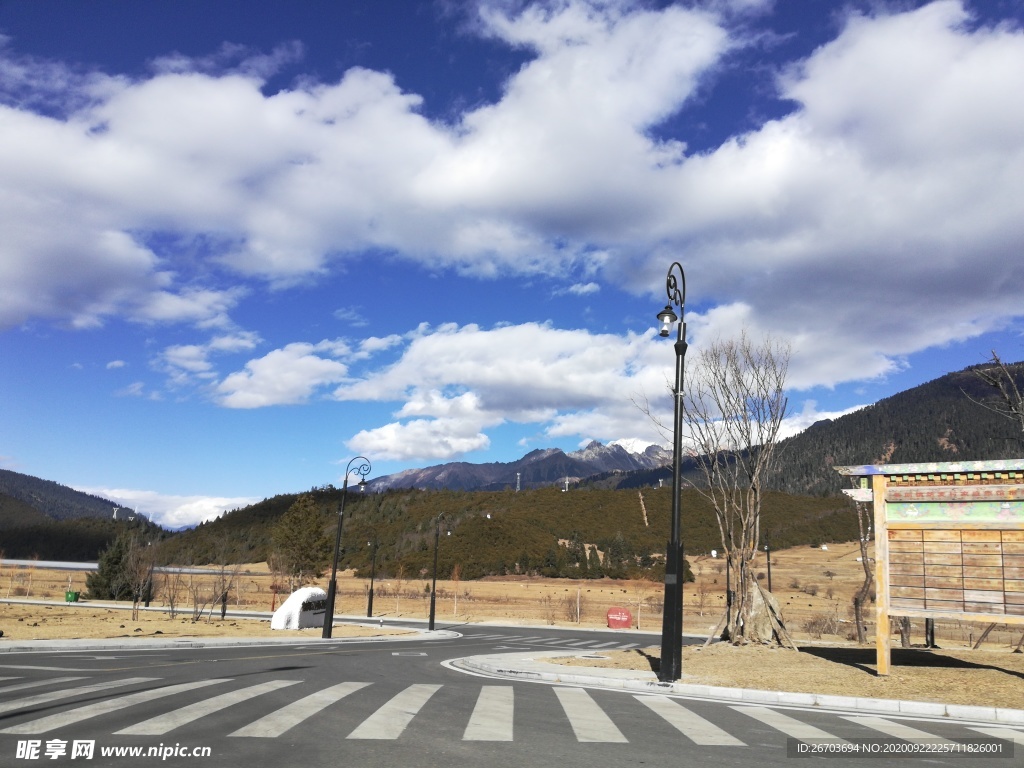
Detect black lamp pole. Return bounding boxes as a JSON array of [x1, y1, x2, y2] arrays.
[[656, 261, 687, 682], [764, 541, 773, 593], [322, 456, 371, 639], [428, 513, 448, 631], [366, 538, 379, 618]]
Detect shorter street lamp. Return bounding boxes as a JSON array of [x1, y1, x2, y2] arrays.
[[426, 512, 491, 629], [428, 513, 450, 631], [764, 541, 773, 593], [323, 456, 372, 639], [366, 537, 379, 618]]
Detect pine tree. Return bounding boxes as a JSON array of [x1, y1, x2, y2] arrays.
[[86, 534, 128, 599], [270, 494, 332, 589]]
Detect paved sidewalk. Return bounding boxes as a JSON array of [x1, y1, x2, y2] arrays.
[[449, 649, 1024, 727]]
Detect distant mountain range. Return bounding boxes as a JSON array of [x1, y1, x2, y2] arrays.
[[366, 440, 672, 492], [368, 361, 1024, 495]]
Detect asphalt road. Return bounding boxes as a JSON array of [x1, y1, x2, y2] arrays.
[[0, 623, 1018, 767]]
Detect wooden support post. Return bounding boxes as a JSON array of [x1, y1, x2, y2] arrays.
[[873, 473, 891, 676]]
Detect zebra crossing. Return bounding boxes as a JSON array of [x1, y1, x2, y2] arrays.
[[468, 633, 639, 650], [0, 675, 1021, 747]]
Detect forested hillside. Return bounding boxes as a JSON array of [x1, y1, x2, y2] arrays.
[[592, 362, 1024, 497], [0, 469, 123, 525], [154, 484, 857, 580], [0, 516, 166, 561], [770, 363, 1024, 496]]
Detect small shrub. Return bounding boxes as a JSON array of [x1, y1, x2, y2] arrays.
[[803, 612, 840, 638]]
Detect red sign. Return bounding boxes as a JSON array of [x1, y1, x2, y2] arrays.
[[606, 606, 632, 629]]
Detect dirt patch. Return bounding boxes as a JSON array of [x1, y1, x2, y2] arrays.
[[554, 643, 1024, 710]]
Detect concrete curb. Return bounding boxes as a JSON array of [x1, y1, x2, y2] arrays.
[[451, 651, 1024, 727]]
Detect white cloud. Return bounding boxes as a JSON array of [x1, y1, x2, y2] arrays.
[[566, 282, 600, 296], [157, 331, 261, 387], [106, 360, 126, 369], [74, 486, 259, 529], [778, 399, 869, 441], [215, 339, 350, 408], [133, 287, 245, 328], [336, 321, 671, 461]]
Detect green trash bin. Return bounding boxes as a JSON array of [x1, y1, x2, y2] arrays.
[[65, 591, 79, 603]]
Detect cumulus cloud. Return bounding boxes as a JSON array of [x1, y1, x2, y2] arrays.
[[215, 339, 351, 408], [155, 330, 262, 390], [336, 321, 671, 460]]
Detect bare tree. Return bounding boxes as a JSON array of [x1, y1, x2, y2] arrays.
[[162, 570, 186, 619], [451, 563, 462, 617], [970, 352, 1024, 441], [684, 331, 794, 645], [851, 499, 874, 645], [121, 537, 155, 621], [394, 564, 406, 616]]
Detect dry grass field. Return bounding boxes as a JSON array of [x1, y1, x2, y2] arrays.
[[4, 543, 1024, 710], [3, 541, 1023, 649]]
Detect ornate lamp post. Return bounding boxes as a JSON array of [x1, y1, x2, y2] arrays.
[[322, 456, 371, 639], [656, 261, 687, 682]]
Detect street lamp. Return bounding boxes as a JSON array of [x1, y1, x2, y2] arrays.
[[322, 456, 372, 639], [366, 537, 379, 618], [428, 513, 450, 631], [657, 261, 687, 682], [764, 540, 773, 593]]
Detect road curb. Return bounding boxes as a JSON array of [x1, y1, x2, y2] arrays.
[[451, 652, 1024, 726]]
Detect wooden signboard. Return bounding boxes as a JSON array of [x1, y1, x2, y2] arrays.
[[836, 460, 1024, 675]]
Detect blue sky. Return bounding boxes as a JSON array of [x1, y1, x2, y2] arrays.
[[1, 0, 1022, 528]]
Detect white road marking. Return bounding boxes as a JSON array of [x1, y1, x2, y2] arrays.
[[347, 684, 442, 740], [115, 680, 300, 735], [635, 695, 745, 745], [464, 686, 514, 741], [553, 687, 628, 743], [230, 682, 370, 737]]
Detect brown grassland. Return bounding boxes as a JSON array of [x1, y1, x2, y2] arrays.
[[3, 541, 1024, 710]]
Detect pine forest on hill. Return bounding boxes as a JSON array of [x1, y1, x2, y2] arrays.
[[155, 485, 857, 582]]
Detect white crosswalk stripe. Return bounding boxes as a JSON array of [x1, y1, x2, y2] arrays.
[[733, 705, 848, 742], [115, 680, 300, 736], [464, 686, 514, 741], [842, 715, 954, 744], [635, 695, 745, 745], [0, 676, 85, 694], [230, 682, 370, 738], [553, 687, 628, 743], [347, 684, 441, 739], [969, 727, 1024, 747], [1, 679, 230, 735], [0, 677, 157, 716]]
